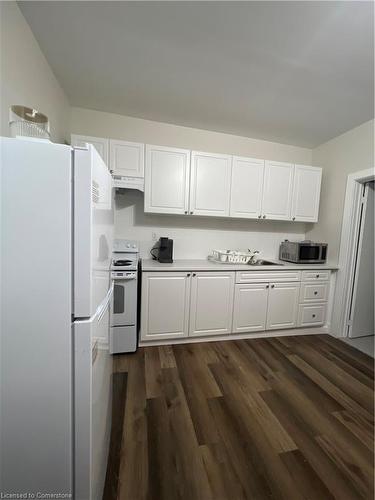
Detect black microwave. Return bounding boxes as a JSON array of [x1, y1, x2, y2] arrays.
[[279, 240, 328, 264]]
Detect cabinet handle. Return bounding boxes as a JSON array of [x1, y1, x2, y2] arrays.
[[187, 273, 191, 277], [184, 211, 188, 214], [271, 284, 275, 288], [314, 291, 318, 295], [312, 314, 316, 318], [316, 274, 320, 278], [266, 284, 269, 289], [190, 211, 193, 215], [292, 217, 296, 221], [263, 215, 266, 219], [192, 273, 196, 277], [258, 215, 261, 219]]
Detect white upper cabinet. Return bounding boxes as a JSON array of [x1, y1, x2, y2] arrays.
[[71, 135, 109, 166], [110, 139, 144, 177], [189, 272, 234, 336], [291, 165, 322, 222], [262, 161, 294, 220], [230, 156, 264, 219], [189, 151, 232, 217], [144, 145, 191, 215]]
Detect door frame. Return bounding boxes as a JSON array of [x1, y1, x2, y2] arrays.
[[332, 168, 374, 338]]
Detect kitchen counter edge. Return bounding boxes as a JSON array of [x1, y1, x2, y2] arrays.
[[141, 259, 339, 272]]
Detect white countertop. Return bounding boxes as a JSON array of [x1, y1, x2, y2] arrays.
[[141, 259, 339, 272]]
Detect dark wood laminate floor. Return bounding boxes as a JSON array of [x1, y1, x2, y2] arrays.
[[105, 335, 374, 500]]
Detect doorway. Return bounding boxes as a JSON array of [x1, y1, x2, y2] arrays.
[[332, 168, 374, 356], [347, 181, 374, 338]]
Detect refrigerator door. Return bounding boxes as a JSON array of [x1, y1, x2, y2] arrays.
[[74, 145, 114, 318], [74, 284, 113, 500], [1, 137, 73, 495]]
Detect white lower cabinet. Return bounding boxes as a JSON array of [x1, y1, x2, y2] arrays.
[[140, 269, 330, 343], [298, 304, 326, 327], [140, 272, 191, 341], [232, 283, 268, 333], [141, 271, 235, 341], [266, 283, 300, 330], [189, 272, 235, 337]]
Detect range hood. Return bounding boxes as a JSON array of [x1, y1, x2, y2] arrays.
[[113, 175, 144, 192]]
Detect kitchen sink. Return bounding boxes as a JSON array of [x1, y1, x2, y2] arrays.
[[249, 260, 284, 266]]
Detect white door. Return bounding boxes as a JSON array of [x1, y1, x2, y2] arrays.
[[74, 145, 114, 318], [140, 272, 191, 341], [110, 139, 144, 177], [189, 151, 232, 217], [266, 282, 300, 330], [144, 145, 190, 214], [349, 182, 374, 338], [262, 161, 294, 220], [189, 272, 234, 336], [230, 156, 264, 219], [232, 283, 269, 333], [71, 134, 109, 167], [291, 165, 322, 222]]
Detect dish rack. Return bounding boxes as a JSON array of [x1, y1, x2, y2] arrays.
[[209, 249, 259, 264]]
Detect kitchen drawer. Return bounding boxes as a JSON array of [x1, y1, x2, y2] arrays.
[[298, 304, 326, 327], [301, 270, 330, 282], [236, 270, 301, 284], [299, 282, 329, 303]]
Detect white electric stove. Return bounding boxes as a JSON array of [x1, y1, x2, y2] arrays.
[[110, 239, 139, 353]]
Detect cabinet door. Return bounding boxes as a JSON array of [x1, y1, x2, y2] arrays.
[[266, 282, 300, 330], [262, 161, 294, 220], [230, 156, 264, 219], [144, 145, 190, 214], [71, 134, 109, 166], [189, 151, 232, 217], [291, 165, 322, 222], [232, 283, 268, 333], [110, 139, 144, 177], [140, 272, 191, 341], [189, 272, 234, 336]]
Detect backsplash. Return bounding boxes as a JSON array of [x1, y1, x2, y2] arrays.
[[115, 190, 307, 260]]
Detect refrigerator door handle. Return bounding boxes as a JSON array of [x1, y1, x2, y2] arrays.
[[97, 281, 114, 323]]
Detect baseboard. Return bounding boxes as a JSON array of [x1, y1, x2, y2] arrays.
[[139, 325, 329, 347]]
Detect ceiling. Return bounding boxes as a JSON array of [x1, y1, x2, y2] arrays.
[[18, 1, 374, 148]]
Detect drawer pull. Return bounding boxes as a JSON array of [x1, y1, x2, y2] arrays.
[[314, 291, 318, 295], [316, 274, 320, 278], [312, 314, 316, 318]]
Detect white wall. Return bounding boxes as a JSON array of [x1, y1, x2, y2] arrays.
[[115, 189, 306, 260], [307, 119, 374, 262], [0, 2, 70, 143], [71, 107, 313, 163], [71, 106, 312, 258]]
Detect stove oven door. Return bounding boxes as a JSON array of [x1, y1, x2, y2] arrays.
[[111, 272, 137, 327]]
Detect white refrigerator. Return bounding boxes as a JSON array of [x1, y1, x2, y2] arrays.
[[0, 137, 114, 499]]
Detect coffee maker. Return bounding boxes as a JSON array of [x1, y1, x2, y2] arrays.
[[151, 237, 174, 263]]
